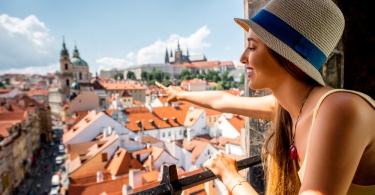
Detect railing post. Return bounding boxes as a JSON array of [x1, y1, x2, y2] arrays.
[[160, 164, 182, 195]]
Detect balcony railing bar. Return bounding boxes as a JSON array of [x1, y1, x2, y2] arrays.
[[131, 155, 261, 195]]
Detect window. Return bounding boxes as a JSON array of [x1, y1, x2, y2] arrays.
[[179, 130, 182, 135], [66, 79, 70, 87], [79, 72, 82, 80], [162, 132, 165, 137], [168, 132, 171, 136], [65, 64, 68, 70], [102, 153, 108, 162]]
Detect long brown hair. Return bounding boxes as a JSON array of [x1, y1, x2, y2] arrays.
[[262, 50, 319, 194]]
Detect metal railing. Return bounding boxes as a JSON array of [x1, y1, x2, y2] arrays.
[[131, 155, 261, 195]]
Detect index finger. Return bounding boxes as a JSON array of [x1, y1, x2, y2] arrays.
[[155, 81, 166, 90]]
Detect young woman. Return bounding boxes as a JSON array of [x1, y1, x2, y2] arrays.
[[156, 0, 375, 194]]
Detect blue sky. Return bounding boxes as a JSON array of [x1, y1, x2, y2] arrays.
[[0, 0, 246, 75]]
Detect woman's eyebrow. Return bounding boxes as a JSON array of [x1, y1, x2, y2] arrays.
[[247, 37, 257, 42]]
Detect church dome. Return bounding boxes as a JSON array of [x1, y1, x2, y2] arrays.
[[70, 79, 81, 90], [71, 45, 88, 66], [71, 57, 88, 66]]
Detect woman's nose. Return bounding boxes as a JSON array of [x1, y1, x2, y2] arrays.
[[240, 50, 248, 64]]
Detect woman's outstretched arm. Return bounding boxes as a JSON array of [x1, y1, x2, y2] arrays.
[[155, 81, 275, 120]]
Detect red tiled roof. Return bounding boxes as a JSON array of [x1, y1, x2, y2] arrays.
[[226, 115, 245, 133], [68, 175, 129, 195], [24, 89, 48, 97], [105, 148, 144, 176], [63, 110, 104, 143], [181, 78, 206, 84], [124, 105, 189, 132], [100, 82, 145, 91], [70, 170, 112, 185], [0, 122, 13, 137], [182, 138, 209, 163], [0, 112, 25, 121], [0, 89, 13, 94]]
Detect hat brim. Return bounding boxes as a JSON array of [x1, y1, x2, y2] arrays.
[[234, 18, 325, 86]]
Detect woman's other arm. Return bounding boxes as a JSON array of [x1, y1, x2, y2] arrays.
[[155, 81, 275, 120], [203, 152, 258, 195]]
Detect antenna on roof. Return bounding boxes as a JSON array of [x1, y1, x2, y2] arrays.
[[158, 112, 165, 128]]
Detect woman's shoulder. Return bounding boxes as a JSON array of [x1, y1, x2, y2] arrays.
[[314, 88, 375, 115]]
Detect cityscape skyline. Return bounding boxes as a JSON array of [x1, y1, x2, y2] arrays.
[[0, 0, 245, 75]]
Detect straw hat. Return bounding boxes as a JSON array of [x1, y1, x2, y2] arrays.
[[235, 0, 345, 86]]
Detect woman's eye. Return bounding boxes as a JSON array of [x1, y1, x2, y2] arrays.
[[248, 47, 255, 51]]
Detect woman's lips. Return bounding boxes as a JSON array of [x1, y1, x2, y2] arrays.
[[246, 67, 254, 77]]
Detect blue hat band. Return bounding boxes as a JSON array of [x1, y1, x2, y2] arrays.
[[251, 9, 326, 70]]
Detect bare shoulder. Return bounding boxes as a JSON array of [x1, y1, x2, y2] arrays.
[[319, 91, 372, 116], [316, 91, 375, 136]]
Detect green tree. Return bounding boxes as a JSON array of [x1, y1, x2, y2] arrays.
[[162, 80, 172, 87], [153, 70, 162, 82], [114, 72, 124, 80], [162, 72, 170, 80], [148, 79, 157, 86], [221, 70, 229, 82], [217, 81, 224, 90], [181, 69, 191, 78], [141, 71, 148, 81], [127, 71, 137, 80]]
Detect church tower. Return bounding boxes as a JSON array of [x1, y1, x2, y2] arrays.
[[174, 41, 182, 64], [57, 37, 73, 99]]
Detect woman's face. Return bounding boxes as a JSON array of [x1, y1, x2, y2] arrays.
[[240, 29, 287, 90]]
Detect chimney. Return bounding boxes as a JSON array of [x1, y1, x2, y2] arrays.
[[122, 184, 131, 195], [225, 144, 230, 154], [108, 126, 113, 135], [171, 116, 177, 123], [129, 169, 142, 189], [148, 155, 153, 171], [187, 128, 192, 145], [146, 141, 151, 149], [96, 171, 103, 183], [103, 128, 108, 138]]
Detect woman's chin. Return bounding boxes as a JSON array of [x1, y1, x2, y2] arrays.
[[248, 81, 265, 91]]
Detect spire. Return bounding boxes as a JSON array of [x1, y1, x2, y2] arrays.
[[176, 40, 181, 51], [187, 48, 189, 57], [170, 50, 173, 57], [60, 36, 69, 56], [165, 48, 169, 63], [73, 42, 80, 58]]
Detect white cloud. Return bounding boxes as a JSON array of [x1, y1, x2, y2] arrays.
[[136, 26, 211, 64], [96, 56, 134, 71], [0, 63, 58, 75], [0, 14, 57, 70], [225, 46, 231, 50]]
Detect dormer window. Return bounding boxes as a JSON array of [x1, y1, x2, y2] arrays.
[[149, 119, 155, 126]]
